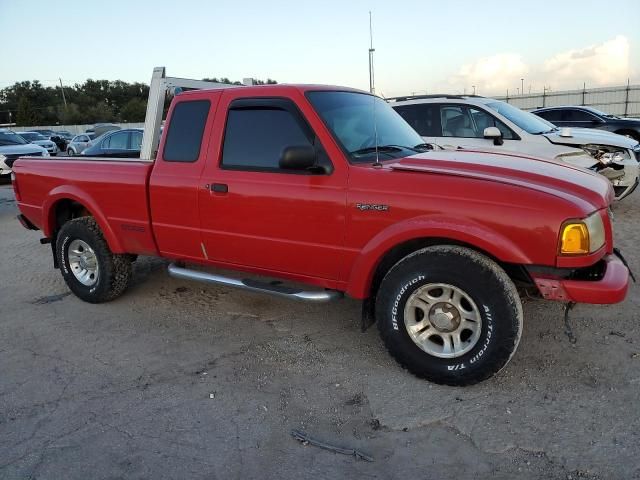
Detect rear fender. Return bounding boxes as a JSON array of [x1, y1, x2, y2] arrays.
[[43, 185, 124, 253], [346, 215, 532, 299]]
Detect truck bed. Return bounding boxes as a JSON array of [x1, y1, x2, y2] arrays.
[[13, 156, 159, 255]]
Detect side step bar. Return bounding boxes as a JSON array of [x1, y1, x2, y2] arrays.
[[167, 263, 343, 303]]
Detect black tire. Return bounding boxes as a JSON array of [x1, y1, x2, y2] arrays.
[[67, 148, 74, 156], [376, 245, 523, 386], [56, 217, 132, 303]]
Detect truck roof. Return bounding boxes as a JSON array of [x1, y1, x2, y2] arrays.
[[176, 83, 368, 97]]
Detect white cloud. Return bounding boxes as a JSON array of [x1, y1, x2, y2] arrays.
[[542, 35, 630, 86], [451, 53, 528, 93], [445, 36, 633, 95]]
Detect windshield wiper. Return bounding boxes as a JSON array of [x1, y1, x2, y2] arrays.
[[414, 143, 434, 151], [350, 145, 404, 155]]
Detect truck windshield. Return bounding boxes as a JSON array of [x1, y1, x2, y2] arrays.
[[486, 101, 555, 135], [307, 91, 426, 162], [0, 131, 28, 146]]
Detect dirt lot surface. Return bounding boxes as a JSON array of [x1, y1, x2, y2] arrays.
[[1, 180, 639, 479]]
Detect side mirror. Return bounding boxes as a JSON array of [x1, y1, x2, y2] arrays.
[[483, 126, 504, 146], [279, 145, 318, 171]]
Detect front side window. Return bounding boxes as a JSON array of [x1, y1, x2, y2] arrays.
[[222, 104, 312, 170], [562, 109, 598, 122], [392, 103, 442, 137], [441, 106, 471, 137], [468, 107, 515, 140], [104, 131, 128, 149], [163, 100, 210, 162], [307, 91, 425, 163]]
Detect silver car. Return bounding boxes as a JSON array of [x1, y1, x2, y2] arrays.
[[67, 133, 96, 156], [16, 131, 59, 156]]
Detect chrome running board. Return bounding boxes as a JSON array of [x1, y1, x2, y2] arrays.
[[167, 263, 343, 303]]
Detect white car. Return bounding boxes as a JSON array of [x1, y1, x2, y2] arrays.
[[0, 129, 49, 177], [390, 95, 640, 200], [16, 131, 59, 156]]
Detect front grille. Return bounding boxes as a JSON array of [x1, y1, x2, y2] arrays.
[[4, 151, 42, 167]]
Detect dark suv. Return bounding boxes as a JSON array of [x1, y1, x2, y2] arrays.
[[532, 106, 640, 142]]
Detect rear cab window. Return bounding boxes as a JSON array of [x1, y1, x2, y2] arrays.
[[163, 100, 211, 162]]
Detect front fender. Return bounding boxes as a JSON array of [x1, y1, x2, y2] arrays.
[[345, 214, 532, 299], [43, 185, 124, 253]]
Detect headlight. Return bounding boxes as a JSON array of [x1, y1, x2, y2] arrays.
[[633, 143, 640, 153], [559, 211, 605, 255], [600, 150, 631, 164]]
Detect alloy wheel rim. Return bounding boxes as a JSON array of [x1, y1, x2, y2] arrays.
[[404, 283, 482, 359], [68, 239, 99, 287]]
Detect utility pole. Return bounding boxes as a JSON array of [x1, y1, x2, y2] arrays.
[[472, 85, 476, 95], [624, 78, 630, 117], [59, 78, 68, 109], [368, 11, 375, 94], [521, 78, 524, 95]]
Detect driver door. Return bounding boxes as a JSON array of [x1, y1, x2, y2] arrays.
[[198, 94, 348, 281]]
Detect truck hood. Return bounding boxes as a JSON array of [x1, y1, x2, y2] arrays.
[[543, 127, 638, 149], [388, 150, 612, 210]]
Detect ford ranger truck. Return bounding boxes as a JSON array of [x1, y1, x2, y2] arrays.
[[11, 79, 630, 386]]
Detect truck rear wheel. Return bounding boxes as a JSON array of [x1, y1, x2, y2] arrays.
[[56, 217, 132, 303], [375, 245, 523, 386]]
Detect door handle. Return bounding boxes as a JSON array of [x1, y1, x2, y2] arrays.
[[211, 183, 228, 193]]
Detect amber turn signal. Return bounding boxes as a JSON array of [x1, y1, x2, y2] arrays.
[[560, 223, 589, 255]]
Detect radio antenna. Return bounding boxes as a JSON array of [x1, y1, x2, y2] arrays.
[[368, 11, 375, 94], [369, 11, 381, 168], [372, 94, 381, 167]]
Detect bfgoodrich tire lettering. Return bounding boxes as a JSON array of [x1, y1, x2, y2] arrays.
[[56, 217, 132, 303], [376, 245, 523, 386]]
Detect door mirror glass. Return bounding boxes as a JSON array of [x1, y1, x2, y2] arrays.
[[279, 145, 317, 171], [483, 126, 503, 145]]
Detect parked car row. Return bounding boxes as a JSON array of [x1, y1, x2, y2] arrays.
[[389, 95, 640, 200], [0, 129, 50, 178]]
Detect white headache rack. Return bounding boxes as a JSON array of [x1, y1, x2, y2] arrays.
[[140, 67, 254, 161]]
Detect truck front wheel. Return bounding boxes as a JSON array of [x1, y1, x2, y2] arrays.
[[56, 217, 132, 303], [376, 245, 523, 386]]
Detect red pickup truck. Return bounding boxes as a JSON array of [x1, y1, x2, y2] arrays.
[[11, 76, 630, 386]]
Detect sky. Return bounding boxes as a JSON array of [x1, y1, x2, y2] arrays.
[[1, 0, 639, 97]]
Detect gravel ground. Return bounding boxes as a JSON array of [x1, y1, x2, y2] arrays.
[[1, 180, 639, 479]]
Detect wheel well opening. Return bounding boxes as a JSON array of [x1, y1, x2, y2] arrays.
[[367, 238, 531, 301], [52, 199, 92, 235]]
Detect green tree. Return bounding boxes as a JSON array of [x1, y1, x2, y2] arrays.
[[16, 96, 38, 126], [120, 98, 147, 122]]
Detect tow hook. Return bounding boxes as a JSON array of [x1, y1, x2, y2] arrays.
[[613, 248, 636, 282]]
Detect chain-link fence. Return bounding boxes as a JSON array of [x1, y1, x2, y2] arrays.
[[495, 83, 640, 117]]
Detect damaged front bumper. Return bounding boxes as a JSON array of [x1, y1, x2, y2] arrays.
[[601, 158, 640, 200], [529, 253, 629, 304]]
